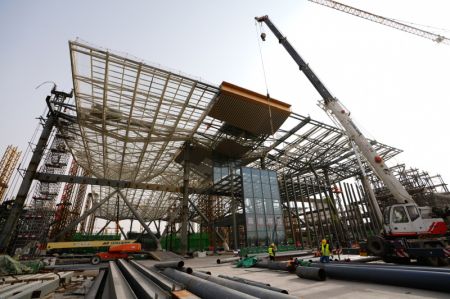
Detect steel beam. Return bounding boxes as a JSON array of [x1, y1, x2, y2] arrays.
[[117, 190, 162, 250], [162, 268, 257, 299], [117, 259, 171, 299], [34, 172, 184, 193], [104, 261, 137, 299], [51, 190, 118, 241]]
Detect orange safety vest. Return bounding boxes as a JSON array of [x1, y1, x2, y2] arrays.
[[321, 244, 330, 256]]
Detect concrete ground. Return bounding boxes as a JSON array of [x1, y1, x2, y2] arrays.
[[139, 255, 449, 299]]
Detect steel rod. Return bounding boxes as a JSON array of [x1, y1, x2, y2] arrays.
[[192, 271, 297, 299], [162, 268, 257, 299]]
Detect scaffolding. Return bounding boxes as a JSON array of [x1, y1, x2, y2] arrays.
[[0, 145, 21, 203], [369, 164, 449, 209], [10, 131, 71, 254]]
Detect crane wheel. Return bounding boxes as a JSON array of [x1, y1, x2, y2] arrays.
[[367, 236, 385, 256], [423, 244, 439, 267], [438, 257, 449, 266]]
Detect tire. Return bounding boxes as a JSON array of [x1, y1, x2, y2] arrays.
[[91, 256, 101, 265], [438, 257, 449, 266], [423, 244, 439, 267], [367, 236, 386, 256]]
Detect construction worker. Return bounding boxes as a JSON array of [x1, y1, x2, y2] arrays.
[[268, 243, 276, 261], [320, 239, 330, 263]]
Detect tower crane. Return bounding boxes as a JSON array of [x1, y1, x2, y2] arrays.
[[255, 15, 450, 266], [308, 0, 450, 45]]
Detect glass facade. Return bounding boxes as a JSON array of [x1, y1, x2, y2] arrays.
[[242, 167, 285, 246]]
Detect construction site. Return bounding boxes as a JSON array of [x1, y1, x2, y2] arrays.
[[0, 1, 449, 298]]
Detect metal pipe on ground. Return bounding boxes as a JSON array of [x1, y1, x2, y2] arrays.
[[310, 262, 450, 273], [153, 260, 185, 269], [218, 275, 289, 294], [311, 263, 450, 293], [117, 260, 171, 299], [192, 271, 297, 299], [217, 257, 241, 264], [198, 270, 211, 275], [162, 268, 257, 299], [295, 266, 326, 281], [254, 261, 297, 272], [130, 260, 184, 292]]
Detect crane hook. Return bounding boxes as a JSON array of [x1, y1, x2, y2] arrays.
[[260, 32, 266, 41]]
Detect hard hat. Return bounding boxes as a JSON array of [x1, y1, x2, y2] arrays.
[[271, 243, 275, 247], [321, 239, 327, 244]]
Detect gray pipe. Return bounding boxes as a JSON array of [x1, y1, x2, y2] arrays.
[[254, 261, 297, 272], [192, 271, 297, 299], [162, 268, 257, 299], [295, 266, 326, 281], [310, 262, 450, 273], [217, 257, 241, 264], [316, 263, 450, 293], [218, 275, 289, 294], [153, 260, 185, 269]]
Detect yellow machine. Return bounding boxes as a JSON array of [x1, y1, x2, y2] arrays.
[[46, 239, 136, 250]]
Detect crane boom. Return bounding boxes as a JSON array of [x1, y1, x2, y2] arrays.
[[309, 0, 450, 45], [255, 15, 414, 205]]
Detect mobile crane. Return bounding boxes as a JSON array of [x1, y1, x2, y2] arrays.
[[255, 15, 450, 266]]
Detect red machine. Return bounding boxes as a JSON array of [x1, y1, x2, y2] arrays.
[[91, 243, 142, 265]]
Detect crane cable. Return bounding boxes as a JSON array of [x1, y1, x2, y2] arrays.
[[255, 21, 275, 136]]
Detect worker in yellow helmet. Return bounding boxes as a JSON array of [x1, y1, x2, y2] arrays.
[[268, 243, 277, 261], [320, 239, 330, 263]]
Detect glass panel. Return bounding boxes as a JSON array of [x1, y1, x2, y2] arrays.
[[253, 183, 263, 197], [266, 198, 275, 214], [406, 205, 419, 221], [393, 206, 409, 223], [262, 183, 271, 198], [261, 170, 269, 183], [255, 198, 264, 214]]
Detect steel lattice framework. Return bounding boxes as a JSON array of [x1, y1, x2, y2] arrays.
[[54, 40, 402, 223]]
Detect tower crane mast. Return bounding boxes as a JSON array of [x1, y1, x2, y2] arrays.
[[309, 0, 450, 45]]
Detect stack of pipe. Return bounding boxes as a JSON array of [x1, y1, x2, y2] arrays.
[[189, 270, 297, 299], [307, 262, 450, 293], [162, 268, 257, 299]]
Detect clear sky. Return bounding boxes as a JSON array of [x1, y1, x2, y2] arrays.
[[1, 0, 449, 194]]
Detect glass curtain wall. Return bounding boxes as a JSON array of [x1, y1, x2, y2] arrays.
[[242, 167, 285, 246]]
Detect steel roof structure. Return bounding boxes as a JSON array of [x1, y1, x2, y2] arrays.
[[54, 40, 401, 222]]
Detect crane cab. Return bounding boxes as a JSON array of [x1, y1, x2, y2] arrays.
[[383, 204, 447, 237]]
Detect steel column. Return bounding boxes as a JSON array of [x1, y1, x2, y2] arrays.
[[51, 189, 118, 241], [295, 175, 312, 248], [117, 190, 162, 250], [0, 115, 56, 252], [180, 143, 190, 255]]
